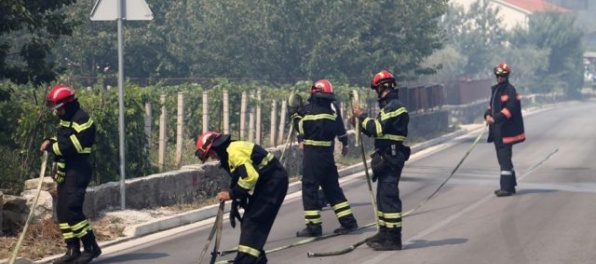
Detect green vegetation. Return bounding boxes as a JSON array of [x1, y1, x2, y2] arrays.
[[0, 80, 367, 193], [0, 0, 587, 194], [422, 0, 584, 96]]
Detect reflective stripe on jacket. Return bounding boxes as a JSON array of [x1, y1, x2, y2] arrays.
[[49, 108, 96, 159], [227, 141, 276, 195], [357, 90, 408, 150], [292, 98, 348, 149], [484, 81, 525, 145]]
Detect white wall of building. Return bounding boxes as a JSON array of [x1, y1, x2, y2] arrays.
[[450, 0, 529, 30]]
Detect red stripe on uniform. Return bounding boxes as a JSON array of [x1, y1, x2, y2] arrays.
[[501, 108, 512, 119], [503, 133, 525, 144]]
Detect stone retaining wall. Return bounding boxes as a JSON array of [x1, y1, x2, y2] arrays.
[[443, 93, 563, 125], [81, 110, 449, 219]]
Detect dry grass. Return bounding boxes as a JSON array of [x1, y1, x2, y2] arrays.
[[0, 219, 64, 260], [0, 198, 222, 261]]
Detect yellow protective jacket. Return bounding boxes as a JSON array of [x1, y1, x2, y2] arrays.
[[224, 141, 277, 200]]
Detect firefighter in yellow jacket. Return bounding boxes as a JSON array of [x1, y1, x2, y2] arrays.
[[195, 131, 288, 264], [40, 85, 101, 264]]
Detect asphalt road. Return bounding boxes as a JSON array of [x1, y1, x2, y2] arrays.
[[92, 99, 596, 264]]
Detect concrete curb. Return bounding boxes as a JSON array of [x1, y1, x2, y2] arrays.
[[14, 125, 477, 264], [121, 126, 473, 239]]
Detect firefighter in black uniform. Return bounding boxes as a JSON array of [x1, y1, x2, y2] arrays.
[[484, 63, 526, 197], [352, 70, 410, 251], [40, 85, 101, 264], [195, 131, 288, 264], [291, 79, 358, 237]]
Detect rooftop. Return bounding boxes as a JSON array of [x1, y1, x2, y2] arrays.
[[501, 0, 570, 13]]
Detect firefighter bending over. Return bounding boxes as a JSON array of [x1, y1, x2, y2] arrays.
[[195, 131, 288, 264]]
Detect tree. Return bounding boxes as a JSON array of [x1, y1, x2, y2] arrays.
[[0, 0, 78, 85], [510, 12, 584, 96], [499, 45, 550, 94], [419, 46, 467, 83], [442, 0, 507, 78], [52, 0, 448, 87]]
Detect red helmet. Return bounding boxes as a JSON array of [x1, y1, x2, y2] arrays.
[[46, 84, 76, 110], [311, 79, 334, 95], [195, 131, 222, 162], [494, 63, 511, 77], [371, 70, 396, 89]]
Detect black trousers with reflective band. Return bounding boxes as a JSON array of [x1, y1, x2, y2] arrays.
[[301, 149, 356, 227], [494, 142, 516, 191], [373, 150, 406, 231], [376, 162, 403, 230], [235, 166, 288, 264], [494, 142, 513, 171], [57, 160, 92, 245]]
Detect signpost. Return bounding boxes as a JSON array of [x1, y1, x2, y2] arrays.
[[90, 0, 153, 210]]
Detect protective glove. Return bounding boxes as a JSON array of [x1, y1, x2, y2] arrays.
[[229, 200, 244, 228], [403, 146, 411, 161], [370, 152, 385, 183], [341, 146, 349, 156], [288, 93, 304, 116], [52, 158, 66, 184]]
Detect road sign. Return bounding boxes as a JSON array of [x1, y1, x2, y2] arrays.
[[90, 0, 153, 21], [90, 0, 152, 209]]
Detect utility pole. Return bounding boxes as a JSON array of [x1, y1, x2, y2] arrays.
[[90, 0, 153, 210]]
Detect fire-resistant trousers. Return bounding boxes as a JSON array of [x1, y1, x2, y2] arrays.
[[374, 150, 405, 232], [494, 142, 517, 192], [235, 165, 288, 264], [301, 148, 357, 228], [56, 159, 93, 247]]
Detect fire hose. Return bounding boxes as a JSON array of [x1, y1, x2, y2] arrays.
[[8, 151, 48, 264], [307, 125, 488, 257]]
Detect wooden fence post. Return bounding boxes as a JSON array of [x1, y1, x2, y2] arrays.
[[223, 89, 229, 134], [255, 88, 262, 144], [278, 100, 287, 145], [248, 90, 255, 143], [240, 91, 247, 140], [176, 92, 184, 167], [270, 100, 277, 147], [158, 94, 166, 172], [202, 91, 209, 132], [144, 101, 152, 151]]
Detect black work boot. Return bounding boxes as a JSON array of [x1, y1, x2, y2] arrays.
[[495, 173, 516, 197], [53, 246, 81, 264], [76, 231, 102, 264], [368, 228, 402, 251], [365, 227, 387, 245], [333, 223, 358, 235], [335, 214, 358, 235], [296, 224, 322, 237], [494, 189, 514, 197]]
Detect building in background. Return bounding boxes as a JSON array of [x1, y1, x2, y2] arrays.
[[452, 0, 569, 30]]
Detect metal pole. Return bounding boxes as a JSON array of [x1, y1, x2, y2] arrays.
[[117, 0, 126, 210]]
